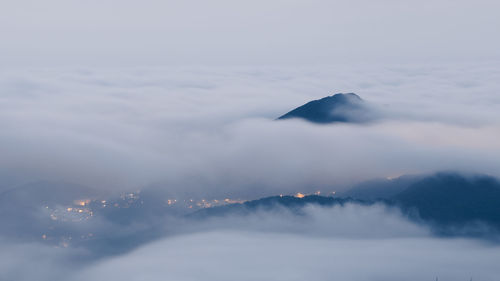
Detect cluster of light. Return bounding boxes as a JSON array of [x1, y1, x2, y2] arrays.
[[47, 204, 93, 222], [166, 199, 177, 205], [224, 198, 245, 204], [73, 199, 91, 206], [47, 190, 338, 224], [162, 198, 246, 209], [295, 192, 305, 198], [292, 190, 335, 198]]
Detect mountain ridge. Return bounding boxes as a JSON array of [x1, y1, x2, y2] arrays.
[[277, 93, 372, 123], [191, 172, 500, 238]]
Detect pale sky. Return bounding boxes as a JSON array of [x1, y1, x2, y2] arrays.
[[1, 0, 500, 66]]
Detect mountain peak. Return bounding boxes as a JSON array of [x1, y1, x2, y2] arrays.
[[328, 92, 361, 100], [277, 93, 368, 124]]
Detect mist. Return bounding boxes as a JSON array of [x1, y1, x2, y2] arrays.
[[1, 64, 499, 198], [74, 232, 500, 281], [3, 203, 498, 281]]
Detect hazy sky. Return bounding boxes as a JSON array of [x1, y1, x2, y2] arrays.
[[1, 0, 500, 66]]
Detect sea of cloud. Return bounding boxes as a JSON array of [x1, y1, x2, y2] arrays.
[[2, 1, 500, 279], [1, 62, 499, 198]]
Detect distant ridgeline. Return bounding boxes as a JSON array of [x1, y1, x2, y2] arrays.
[[193, 172, 500, 238], [277, 93, 375, 124], [2, 172, 500, 254]]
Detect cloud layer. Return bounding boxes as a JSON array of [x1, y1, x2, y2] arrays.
[[71, 204, 500, 281], [1, 63, 500, 198], [74, 233, 500, 281]]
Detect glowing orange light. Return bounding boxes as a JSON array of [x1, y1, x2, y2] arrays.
[[295, 192, 305, 198], [74, 199, 90, 206]]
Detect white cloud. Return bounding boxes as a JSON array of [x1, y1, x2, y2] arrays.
[[0, 64, 499, 197], [71, 204, 500, 281], [75, 233, 500, 281]]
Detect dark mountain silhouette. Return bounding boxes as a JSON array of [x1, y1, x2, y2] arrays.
[[192, 172, 500, 237], [340, 175, 424, 200], [392, 172, 500, 230], [3, 172, 500, 253], [277, 93, 374, 123], [190, 195, 371, 218]]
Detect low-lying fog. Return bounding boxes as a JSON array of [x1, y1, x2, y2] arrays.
[[3, 204, 499, 281]]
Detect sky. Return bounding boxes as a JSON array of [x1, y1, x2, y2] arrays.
[[1, 0, 500, 66]]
